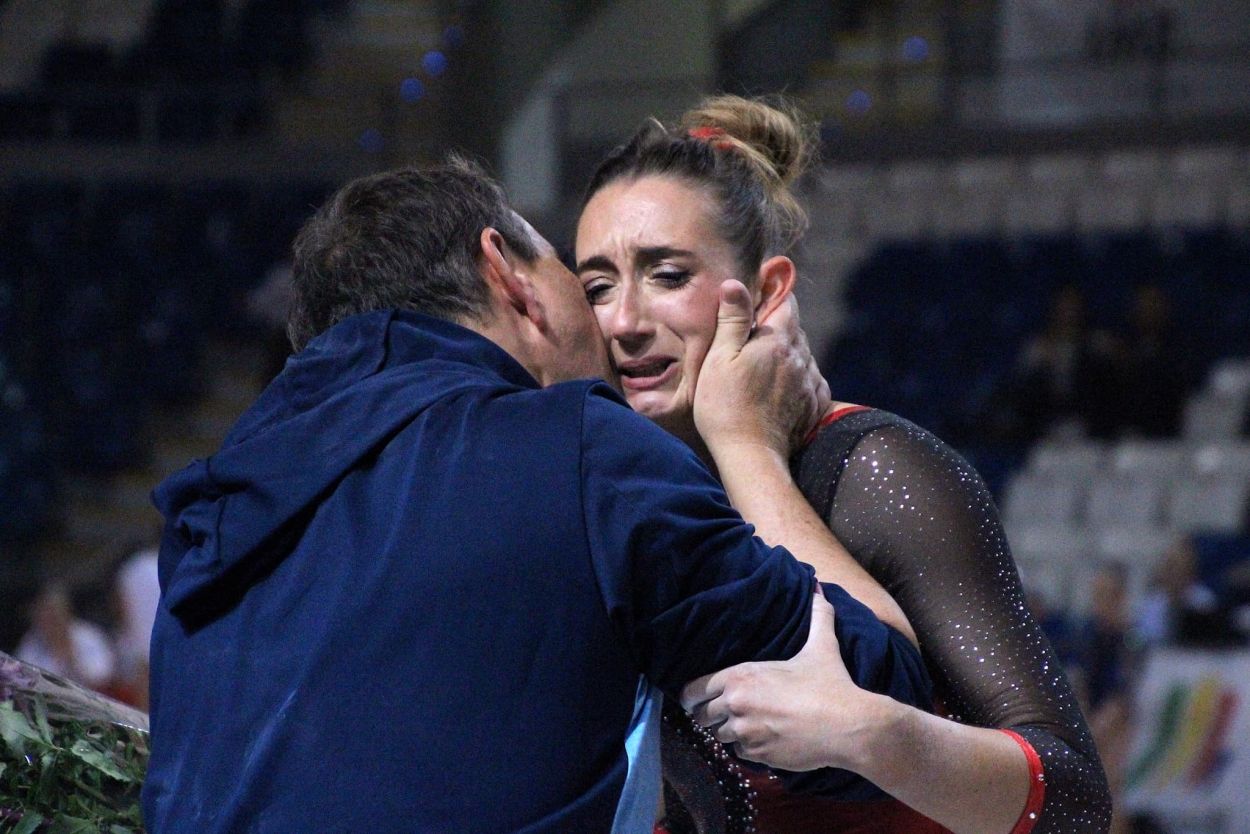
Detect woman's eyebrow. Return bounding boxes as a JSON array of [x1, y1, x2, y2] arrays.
[[575, 254, 616, 275], [576, 246, 696, 275], [636, 246, 695, 265]]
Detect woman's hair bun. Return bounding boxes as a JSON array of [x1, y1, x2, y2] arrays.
[[680, 95, 814, 188]]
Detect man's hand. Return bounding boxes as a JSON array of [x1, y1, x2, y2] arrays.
[[693, 281, 829, 461], [679, 590, 876, 772]]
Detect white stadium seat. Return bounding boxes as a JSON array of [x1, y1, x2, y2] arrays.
[[1003, 472, 1087, 527], [1168, 475, 1250, 534], [1183, 392, 1248, 440], [1110, 440, 1188, 478], [1026, 440, 1107, 479], [1085, 475, 1168, 529]]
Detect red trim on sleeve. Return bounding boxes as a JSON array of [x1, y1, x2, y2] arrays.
[[1000, 729, 1046, 834], [801, 404, 871, 447]]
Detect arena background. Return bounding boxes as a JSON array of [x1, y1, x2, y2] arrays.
[[1, 1, 1248, 831]]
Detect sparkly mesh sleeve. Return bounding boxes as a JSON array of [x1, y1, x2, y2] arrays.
[[798, 415, 1111, 833]]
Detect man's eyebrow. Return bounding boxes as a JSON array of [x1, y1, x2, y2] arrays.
[[575, 246, 697, 275]]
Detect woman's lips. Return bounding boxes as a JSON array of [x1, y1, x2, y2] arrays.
[[617, 358, 677, 391]]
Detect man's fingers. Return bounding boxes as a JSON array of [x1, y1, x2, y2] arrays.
[[709, 279, 755, 356], [679, 670, 725, 714], [691, 694, 730, 731], [712, 718, 741, 746]]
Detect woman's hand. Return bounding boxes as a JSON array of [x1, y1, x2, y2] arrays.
[[693, 280, 829, 461]]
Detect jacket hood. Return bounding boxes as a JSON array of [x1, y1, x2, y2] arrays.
[[152, 310, 537, 622]]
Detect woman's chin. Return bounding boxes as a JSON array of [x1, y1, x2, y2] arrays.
[[629, 396, 697, 442], [627, 391, 676, 421]]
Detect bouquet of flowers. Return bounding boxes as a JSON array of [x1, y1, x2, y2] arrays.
[[0, 651, 149, 833]]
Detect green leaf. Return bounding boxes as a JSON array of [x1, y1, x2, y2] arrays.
[[110, 826, 135, 834], [68, 739, 132, 783], [11, 811, 44, 834], [34, 750, 59, 805], [0, 702, 49, 754], [48, 814, 99, 834], [32, 697, 53, 745]]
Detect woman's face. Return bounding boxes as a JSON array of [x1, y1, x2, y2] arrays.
[[575, 176, 746, 440]]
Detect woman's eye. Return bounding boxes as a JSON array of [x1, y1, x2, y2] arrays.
[[653, 269, 691, 287], [584, 282, 611, 303]]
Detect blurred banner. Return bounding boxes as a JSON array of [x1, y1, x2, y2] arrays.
[[1124, 649, 1250, 834], [997, 0, 1250, 125]]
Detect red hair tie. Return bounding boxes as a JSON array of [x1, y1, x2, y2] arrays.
[[687, 125, 734, 151]]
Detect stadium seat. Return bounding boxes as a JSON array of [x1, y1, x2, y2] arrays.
[[1183, 392, 1248, 439], [1085, 474, 1168, 529], [1168, 475, 1250, 534], [1007, 523, 1089, 567], [1003, 473, 1087, 528], [1190, 443, 1250, 476], [1110, 439, 1188, 479], [1026, 439, 1107, 480]]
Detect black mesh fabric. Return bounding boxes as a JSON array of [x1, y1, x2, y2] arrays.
[[791, 409, 1111, 832]]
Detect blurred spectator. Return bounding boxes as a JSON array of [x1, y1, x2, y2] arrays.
[[1071, 562, 1137, 834], [15, 582, 115, 690], [246, 258, 294, 382], [1003, 284, 1117, 441], [1072, 562, 1132, 712], [1025, 584, 1075, 665], [1136, 536, 1233, 647], [1105, 284, 1192, 438], [109, 547, 160, 709]]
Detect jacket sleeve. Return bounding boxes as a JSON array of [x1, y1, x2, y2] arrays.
[[577, 385, 932, 723]]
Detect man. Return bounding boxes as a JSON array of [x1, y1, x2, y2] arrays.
[[143, 159, 926, 832]]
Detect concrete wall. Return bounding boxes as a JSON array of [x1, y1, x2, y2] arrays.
[[501, 0, 719, 214]]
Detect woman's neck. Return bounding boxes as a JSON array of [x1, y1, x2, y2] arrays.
[[658, 414, 719, 476], [673, 400, 861, 475]]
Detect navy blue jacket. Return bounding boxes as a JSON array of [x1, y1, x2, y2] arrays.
[[144, 311, 928, 833]]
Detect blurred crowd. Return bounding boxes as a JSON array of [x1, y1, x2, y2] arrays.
[[12, 545, 159, 711], [1004, 282, 1197, 443]]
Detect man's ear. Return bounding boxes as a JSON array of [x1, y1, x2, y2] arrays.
[[479, 227, 546, 329], [754, 255, 797, 324]]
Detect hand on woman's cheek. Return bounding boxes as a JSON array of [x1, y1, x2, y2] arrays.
[[693, 285, 822, 458]]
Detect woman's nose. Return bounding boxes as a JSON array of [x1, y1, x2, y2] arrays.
[[610, 286, 652, 344]]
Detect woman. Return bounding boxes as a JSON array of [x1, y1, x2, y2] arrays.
[[574, 96, 1111, 833]]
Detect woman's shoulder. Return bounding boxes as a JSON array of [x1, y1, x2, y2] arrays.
[[796, 404, 950, 467], [792, 405, 973, 516]]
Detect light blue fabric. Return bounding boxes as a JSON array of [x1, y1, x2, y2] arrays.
[[611, 677, 663, 833]]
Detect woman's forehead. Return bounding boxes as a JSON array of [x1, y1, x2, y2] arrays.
[[578, 175, 718, 253]]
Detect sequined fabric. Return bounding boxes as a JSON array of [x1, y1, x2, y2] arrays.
[[791, 409, 1112, 832], [660, 702, 757, 834]]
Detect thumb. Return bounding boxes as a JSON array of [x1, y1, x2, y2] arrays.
[[710, 279, 755, 358], [798, 588, 839, 659]]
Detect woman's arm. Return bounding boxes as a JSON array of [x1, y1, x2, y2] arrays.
[[816, 420, 1110, 832], [684, 416, 1111, 832], [680, 604, 1033, 833], [694, 284, 915, 642], [711, 443, 917, 645]]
